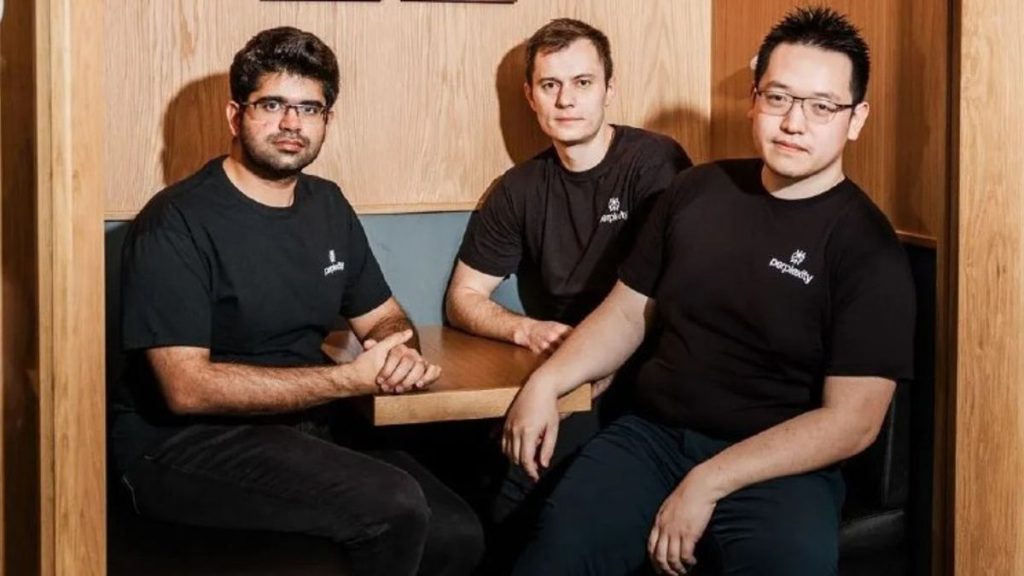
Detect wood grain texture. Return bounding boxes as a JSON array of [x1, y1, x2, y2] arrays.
[[954, 1, 1024, 574], [37, 0, 107, 574], [105, 0, 710, 218], [1, 0, 42, 574], [340, 326, 591, 425], [711, 0, 948, 243]]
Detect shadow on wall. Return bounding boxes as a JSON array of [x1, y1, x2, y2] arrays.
[[495, 41, 549, 166], [643, 105, 712, 164], [712, 64, 756, 159], [161, 73, 233, 188]]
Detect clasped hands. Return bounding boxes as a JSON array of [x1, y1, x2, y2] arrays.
[[356, 330, 441, 394]]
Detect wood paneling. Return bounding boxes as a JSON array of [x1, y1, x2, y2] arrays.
[[37, 0, 107, 573], [105, 0, 711, 219], [954, 1, 1024, 573], [711, 0, 948, 243], [1, 0, 41, 573]]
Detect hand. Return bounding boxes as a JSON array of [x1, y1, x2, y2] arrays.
[[513, 320, 572, 354], [502, 379, 560, 482], [648, 468, 719, 575], [347, 330, 415, 394], [362, 338, 441, 394]]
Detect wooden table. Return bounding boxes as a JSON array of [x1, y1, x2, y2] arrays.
[[349, 326, 592, 426]]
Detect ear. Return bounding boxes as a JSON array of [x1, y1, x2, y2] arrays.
[[604, 77, 616, 107], [746, 85, 757, 120], [226, 102, 242, 137], [523, 81, 537, 112], [846, 101, 870, 141], [324, 109, 335, 127]]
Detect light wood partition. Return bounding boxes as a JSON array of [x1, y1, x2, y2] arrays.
[[36, 0, 107, 574], [953, 1, 1024, 573], [711, 0, 948, 246], [105, 0, 711, 219]]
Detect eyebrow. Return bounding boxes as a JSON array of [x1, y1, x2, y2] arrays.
[[255, 96, 326, 106], [762, 81, 844, 101], [536, 73, 597, 84]]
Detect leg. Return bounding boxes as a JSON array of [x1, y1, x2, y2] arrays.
[[372, 450, 485, 576], [512, 415, 693, 576], [703, 468, 845, 576], [119, 424, 431, 576], [491, 410, 601, 525]]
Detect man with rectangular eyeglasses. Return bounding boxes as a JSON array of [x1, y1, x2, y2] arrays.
[[503, 7, 915, 575], [112, 27, 483, 576]]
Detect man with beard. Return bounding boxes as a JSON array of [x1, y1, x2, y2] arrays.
[[111, 27, 482, 576]]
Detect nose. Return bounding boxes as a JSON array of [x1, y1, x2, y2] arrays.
[[779, 101, 806, 133], [556, 85, 576, 109], [279, 106, 302, 130]]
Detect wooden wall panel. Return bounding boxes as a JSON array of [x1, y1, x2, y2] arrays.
[[37, 0, 107, 573], [105, 0, 711, 218], [1, 0, 42, 573], [954, 1, 1024, 573], [711, 0, 948, 244]]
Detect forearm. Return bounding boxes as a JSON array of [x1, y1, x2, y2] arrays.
[[446, 288, 531, 345], [691, 406, 883, 500], [152, 353, 367, 416], [529, 282, 649, 397], [362, 310, 419, 351]]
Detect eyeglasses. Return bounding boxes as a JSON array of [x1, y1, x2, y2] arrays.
[[238, 98, 329, 121], [753, 88, 855, 124]]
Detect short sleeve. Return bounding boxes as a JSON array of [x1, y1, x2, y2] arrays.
[[457, 178, 523, 277], [121, 209, 212, 352], [340, 212, 393, 318], [826, 239, 916, 381], [633, 139, 693, 206], [619, 181, 677, 297]]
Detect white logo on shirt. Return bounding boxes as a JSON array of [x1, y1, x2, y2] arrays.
[[324, 249, 345, 277], [769, 249, 814, 285], [599, 197, 628, 224]]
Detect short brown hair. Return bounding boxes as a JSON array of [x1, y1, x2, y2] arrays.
[[525, 18, 613, 85]]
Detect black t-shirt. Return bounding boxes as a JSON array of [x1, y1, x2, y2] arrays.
[[620, 159, 915, 440], [458, 125, 692, 324], [112, 158, 391, 460]]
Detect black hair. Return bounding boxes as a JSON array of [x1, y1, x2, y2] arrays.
[[754, 6, 870, 104], [230, 27, 340, 108]]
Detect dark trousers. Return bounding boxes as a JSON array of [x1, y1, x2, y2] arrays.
[[512, 414, 845, 576], [117, 422, 484, 576]]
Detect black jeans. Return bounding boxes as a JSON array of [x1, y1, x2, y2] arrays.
[[117, 422, 484, 576], [512, 414, 845, 576]]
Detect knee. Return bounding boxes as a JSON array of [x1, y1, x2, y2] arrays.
[[326, 467, 430, 545], [373, 470, 431, 537], [728, 532, 836, 576]]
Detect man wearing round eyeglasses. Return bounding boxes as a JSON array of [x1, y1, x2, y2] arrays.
[[112, 27, 483, 576], [503, 7, 914, 575]]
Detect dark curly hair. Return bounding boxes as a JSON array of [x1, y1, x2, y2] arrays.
[[230, 27, 340, 108]]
